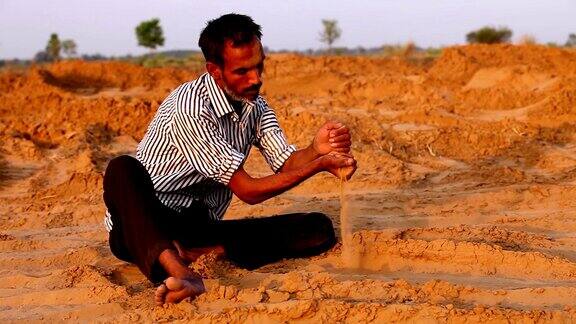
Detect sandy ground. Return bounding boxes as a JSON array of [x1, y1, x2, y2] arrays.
[[2, 44, 576, 322]]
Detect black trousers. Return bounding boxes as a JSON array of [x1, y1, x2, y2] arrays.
[[103, 155, 336, 284]]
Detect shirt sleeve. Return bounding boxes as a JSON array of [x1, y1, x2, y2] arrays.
[[254, 104, 297, 173], [170, 108, 244, 185]]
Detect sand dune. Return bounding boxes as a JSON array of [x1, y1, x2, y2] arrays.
[[1, 44, 576, 322]]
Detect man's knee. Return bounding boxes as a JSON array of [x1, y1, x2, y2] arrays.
[[306, 212, 336, 245], [105, 155, 139, 177], [307, 212, 334, 229], [104, 155, 147, 187], [108, 231, 133, 263]]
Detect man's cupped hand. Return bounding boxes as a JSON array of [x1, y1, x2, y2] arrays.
[[313, 121, 352, 155]]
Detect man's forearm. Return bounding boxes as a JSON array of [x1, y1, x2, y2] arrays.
[[230, 157, 323, 205], [279, 144, 320, 172]]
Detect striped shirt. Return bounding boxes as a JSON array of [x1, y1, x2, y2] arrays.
[[106, 72, 295, 227]]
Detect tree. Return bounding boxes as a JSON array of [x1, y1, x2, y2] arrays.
[[61, 39, 77, 58], [319, 19, 341, 51], [45, 33, 61, 61], [566, 33, 576, 47], [135, 18, 165, 51], [466, 26, 512, 44]]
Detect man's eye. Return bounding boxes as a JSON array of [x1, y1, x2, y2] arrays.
[[236, 69, 247, 75]]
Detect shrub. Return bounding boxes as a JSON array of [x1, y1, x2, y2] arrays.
[[566, 33, 576, 47], [466, 26, 512, 44]]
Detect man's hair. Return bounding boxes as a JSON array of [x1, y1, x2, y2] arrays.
[[199, 13, 262, 66]]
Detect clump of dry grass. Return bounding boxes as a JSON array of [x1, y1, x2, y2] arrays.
[[518, 34, 537, 45]]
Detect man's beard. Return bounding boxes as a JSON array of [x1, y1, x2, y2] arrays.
[[221, 80, 261, 103], [224, 87, 246, 103], [222, 83, 252, 104]]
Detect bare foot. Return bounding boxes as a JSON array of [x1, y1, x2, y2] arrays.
[[173, 241, 226, 264], [155, 276, 206, 306]]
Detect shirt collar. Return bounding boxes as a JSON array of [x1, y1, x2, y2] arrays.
[[204, 72, 256, 118]]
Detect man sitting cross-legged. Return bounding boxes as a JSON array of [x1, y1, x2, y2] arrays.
[[102, 13, 357, 305]]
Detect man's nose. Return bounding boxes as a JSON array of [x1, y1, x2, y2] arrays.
[[248, 69, 262, 86]]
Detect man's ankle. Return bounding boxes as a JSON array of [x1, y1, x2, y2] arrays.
[[158, 249, 200, 279]]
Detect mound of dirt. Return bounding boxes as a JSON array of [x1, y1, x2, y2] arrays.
[[2, 44, 576, 321], [429, 44, 576, 82]]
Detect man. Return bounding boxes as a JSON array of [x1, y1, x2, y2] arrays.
[[103, 13, 357, 305]]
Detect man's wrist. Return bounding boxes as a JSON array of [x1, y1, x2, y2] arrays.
[[311, 154, 326, 173], [307, 142, 323, 160]]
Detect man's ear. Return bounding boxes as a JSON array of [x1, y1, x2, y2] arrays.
[[206, 62, 222, 81]]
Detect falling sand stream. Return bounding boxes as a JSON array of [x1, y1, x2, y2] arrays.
[[339, 172, 360, 268]]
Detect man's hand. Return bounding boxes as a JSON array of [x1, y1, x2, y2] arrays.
[[281, 120, 352, 173], [320, 152, 357, 180], [313, 121, 352, 155]]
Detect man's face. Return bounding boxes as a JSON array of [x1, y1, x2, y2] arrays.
[[210, 37, 265, 102]]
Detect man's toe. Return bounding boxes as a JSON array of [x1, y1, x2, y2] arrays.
[[155, 283, 168, 305]]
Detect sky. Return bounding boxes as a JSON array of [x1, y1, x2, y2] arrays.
[[0, 0, 574, 60]]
